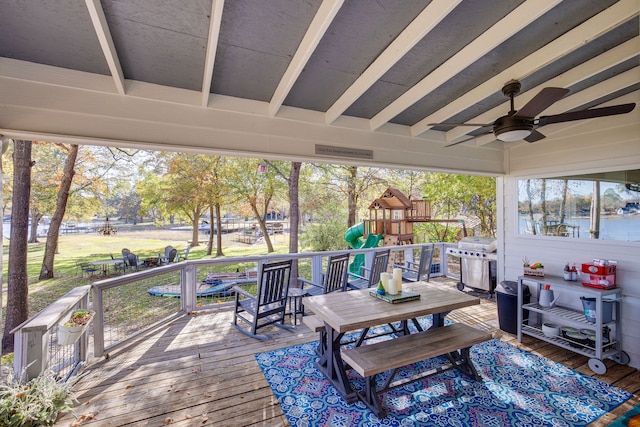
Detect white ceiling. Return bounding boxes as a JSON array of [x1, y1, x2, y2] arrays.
[[0, 0, 638, 174]]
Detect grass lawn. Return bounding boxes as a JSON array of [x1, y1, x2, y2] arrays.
[[1, 227, 290, 320]]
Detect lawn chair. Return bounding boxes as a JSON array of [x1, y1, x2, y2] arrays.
[[159, 246, 177, 265], [393, 244, 434, 283], [347, 249, 390, 290], [298, 252, 350, 297], [232, 259, 294, 340], [124, 253, 144, 272], [176, 245, 191, 261]]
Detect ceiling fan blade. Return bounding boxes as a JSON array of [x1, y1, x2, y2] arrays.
[[444, 136, 477, 148], [428, 122, 492, 127], [514, 87, 570, 118], [537, 103, 636, 127], [524, 129, 546, 143], [445, 129, 494, 147]]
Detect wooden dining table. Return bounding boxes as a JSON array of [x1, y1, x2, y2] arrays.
[[302, 282, 481, 403]]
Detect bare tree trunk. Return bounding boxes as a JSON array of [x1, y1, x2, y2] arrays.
[[540, 179, 548, 234], [214, 203, 224, 257], [3, 140, 32, 353], [250, 198, 274, 253], [206, 204, 214, 255], [288, 162, 301, 255], [28, 208, 42, 243], [347, 165, 357, 228], [288, 162, 301, 286], [526, 179, 536, 235], [191, 211, 201, 247], [559, 179, 568, 224], [590, 181, 600, 239], [39, 145, 78, 280]]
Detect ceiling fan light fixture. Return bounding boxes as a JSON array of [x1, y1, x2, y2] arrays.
[[496, 129, 531, 142], [493, 115, 534, 142]]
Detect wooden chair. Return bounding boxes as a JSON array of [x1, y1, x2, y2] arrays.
[[393, 244, 434, 282], [347, 249, 390, 290], [232, 259, 295, 340], [298, 252, 350, 296]]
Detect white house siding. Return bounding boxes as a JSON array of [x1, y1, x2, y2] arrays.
[[501, 103, 640, 368]]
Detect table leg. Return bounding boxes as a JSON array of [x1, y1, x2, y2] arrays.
[[316, 324, 357, 403], [431, 311, 450, 328]]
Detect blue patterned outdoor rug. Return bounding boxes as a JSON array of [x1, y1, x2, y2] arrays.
[[256, 322, 630, 426]]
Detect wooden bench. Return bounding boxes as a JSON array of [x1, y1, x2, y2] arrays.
[[341, 323, 491, 418], [302, 314, 324, 332]]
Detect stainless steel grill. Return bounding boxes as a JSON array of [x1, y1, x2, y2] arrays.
[[446, 237, 497, 293]]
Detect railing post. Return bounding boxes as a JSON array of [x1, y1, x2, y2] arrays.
[[93, 284, 105, 357], [13, 329, 48, 381], [311, 255, 323, 284], [183, 263, 197, 312]]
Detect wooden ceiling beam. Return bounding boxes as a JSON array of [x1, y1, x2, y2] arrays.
[[369, 0, 561, 131]]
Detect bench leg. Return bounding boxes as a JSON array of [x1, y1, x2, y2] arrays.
[[358, 374, 387, 418], [446, 347, 482, 381]]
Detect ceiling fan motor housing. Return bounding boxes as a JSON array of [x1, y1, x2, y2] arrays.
[[493, 115, 534, 141]]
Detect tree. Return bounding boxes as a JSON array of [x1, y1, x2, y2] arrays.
[[228, 158, 285, 253], [421, 173, 496, 240], [3, 140, 32, 353], [315, 165, 385, 228], [162, 154, 211, 247], [201, 156, 232, 257], [39, 145, 79, 280], [264, 161, 302, 255]]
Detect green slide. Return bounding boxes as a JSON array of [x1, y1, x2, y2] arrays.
[[344, 223, 383, 275]]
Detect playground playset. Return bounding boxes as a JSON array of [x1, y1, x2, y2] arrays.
[[344, 187, 467, 274]]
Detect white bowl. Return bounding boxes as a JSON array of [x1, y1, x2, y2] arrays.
[[542, 322, 560, 337]]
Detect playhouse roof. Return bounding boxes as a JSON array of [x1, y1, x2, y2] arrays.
[[368, 187, 413, 210]]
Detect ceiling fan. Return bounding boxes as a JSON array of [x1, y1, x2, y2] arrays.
[[434, 80, 636, 147]]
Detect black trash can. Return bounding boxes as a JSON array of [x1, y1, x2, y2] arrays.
[[496, 280, 530, 334]]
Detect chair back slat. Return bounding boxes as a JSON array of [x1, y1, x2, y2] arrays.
[[324, 252, 350, 293], [416, 244, 434, 282], [368, 249, 390, 287], [258, 259, 292, 307]]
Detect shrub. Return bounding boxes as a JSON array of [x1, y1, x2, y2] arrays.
[[301, 220, 346, 252], [0, 369, 76, 426]]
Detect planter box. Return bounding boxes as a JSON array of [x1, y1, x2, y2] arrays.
[[57, 310, 94, 346]]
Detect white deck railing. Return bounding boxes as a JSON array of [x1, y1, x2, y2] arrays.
[[11, 243, 459, 380]]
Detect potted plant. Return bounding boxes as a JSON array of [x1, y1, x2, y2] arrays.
[[57, 309, 94, 346]]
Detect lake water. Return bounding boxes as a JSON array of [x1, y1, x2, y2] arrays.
[[518, 215, 640, 241]]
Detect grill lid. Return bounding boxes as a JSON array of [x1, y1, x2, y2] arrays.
[[458, 236, 497, 252]]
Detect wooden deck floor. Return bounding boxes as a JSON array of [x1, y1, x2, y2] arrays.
[[56, 279, 639, 426]]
